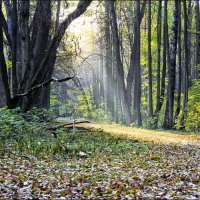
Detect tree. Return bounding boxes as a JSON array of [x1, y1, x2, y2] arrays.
[[109, 0, 131, 125], [0, 0, 93, 111], [195, 0, 200, 79], [163, 0, 179, 129], [181, 0, 189, 127], [175, 0, 182, 120], [0, 0, 12, 108], [133, 0, 142, 127], [155, 0, 162, 117], [104, 1, 114, 116], [148, 0, 153, 117], [126, 0, 147, 110]]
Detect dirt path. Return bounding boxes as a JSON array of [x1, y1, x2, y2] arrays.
[[84, 123, 200, 146]]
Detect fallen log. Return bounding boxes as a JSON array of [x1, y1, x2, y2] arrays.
[[47, 120, 90, 131]]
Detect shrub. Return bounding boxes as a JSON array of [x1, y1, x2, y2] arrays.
[[184, 81, 200, 132], [65, 90, 112, 122], [0, 108, 51, 155], [175, 81, 200, 132]]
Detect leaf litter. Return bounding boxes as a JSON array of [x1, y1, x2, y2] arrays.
[[0, 130, 199, 199]]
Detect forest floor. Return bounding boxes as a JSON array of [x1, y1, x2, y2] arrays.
[[0, 122, 200, 199], [85, 123, 200, 146]]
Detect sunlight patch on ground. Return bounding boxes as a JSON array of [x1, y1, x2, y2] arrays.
[[85, 124, 200, 146]]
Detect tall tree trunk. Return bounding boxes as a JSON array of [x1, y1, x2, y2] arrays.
[[99, 39, 105, 107], [163, 0, 179, 129], [20, 0, 51, 111], [18, 0, 30, 79], [0, 73, 6, 107], [115, 79, 121, 123], [0, 0, 11, 107], [104, 1, 114, 116], [53, 0, 61, 115], [109, 0, 131, 125], [133, 0, 142, 127], [175, 0, 182, 120], [148, 0, 153, 117], [155, 0, 162, 116], [187, 0, 192, 86], [155, 0, 168, 127], [53, 82, 60, 117], [3, 0, 12, 39], [11, 0, 18, 96], [55, 0, 61, 32], [181, 0, 189, 127], [195, 0, 200, 79], [126, 0, 147, 109], [92, 64, 99, 109], [161, 0, 169, 110], [3, 0, 12, 94]]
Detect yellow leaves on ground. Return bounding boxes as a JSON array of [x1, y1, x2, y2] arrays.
[[86, 123, 200, 146]]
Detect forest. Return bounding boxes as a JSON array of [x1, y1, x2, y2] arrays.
[[0, 0, 200, 199]]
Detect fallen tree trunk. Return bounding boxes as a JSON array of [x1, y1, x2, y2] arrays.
[[48, 120, 90, 131]]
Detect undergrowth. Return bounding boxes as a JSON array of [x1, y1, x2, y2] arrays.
[[0, 108, 149, 159], [0, 130, 149, 159]]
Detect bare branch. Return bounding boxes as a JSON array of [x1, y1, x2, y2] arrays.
[[15, 77, 74, 98]]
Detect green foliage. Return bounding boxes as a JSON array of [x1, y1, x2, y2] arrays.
[[0, 108, 24, 138], [0, 108, 148, 158], [66, 90, 112, 122], [50, 93, 58, 108], [184, 81, 200, 132], [0, 108, 52, 155], [175, 81, 200, 132], [22, 107, 53, 122], [91, 108, 112, 122], [143, 116, 158, 130]]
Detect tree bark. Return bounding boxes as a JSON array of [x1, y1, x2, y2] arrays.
[[109, 0, 131, 125], [148, 0, 153, 117], [92, 64, 99, 109], [3, 0, 12, 39], [126, 0, 147, 109], [0, 0, 12, 107], [104, 1, 114, 116], [175, 0, 182, 120], [133, 0, 142, 127], [163, 0, 179, 129], [99, 38, 105, 107], [187, 0, 192, 86], [160, 0, 169, 111], [195, 0, 200, 79], [155, 0, 162, 116], [18, 0, 30, 79], [11, 0, 18, 96], [181, 0, 189, 127], [55, 0, 61, 32]]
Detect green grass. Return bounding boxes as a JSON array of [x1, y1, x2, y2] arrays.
[[0, 129, 149, 159]]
